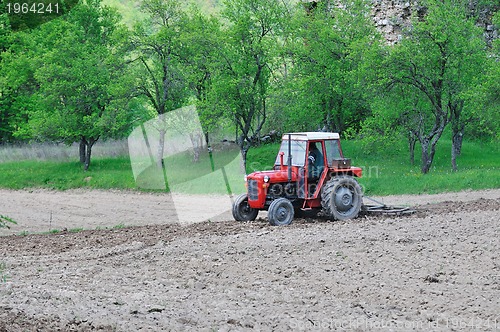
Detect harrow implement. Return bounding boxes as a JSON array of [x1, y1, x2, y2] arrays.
[[361, 196, 416, 216]]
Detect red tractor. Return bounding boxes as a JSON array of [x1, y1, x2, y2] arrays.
[[232, 132, 363, 225]]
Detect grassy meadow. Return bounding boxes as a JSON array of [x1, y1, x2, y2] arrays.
[[0, 136, 498, 196], [341, 139, 500, 196]]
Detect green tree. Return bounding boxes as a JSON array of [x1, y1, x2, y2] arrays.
[[0, 28, 38, 145], [477, 11, 500, 141], [17, 0, 130, 170], [382, 0, 487, 173], [285, 0, 381, 134], [445, 0, 494, 171], [0, 2, 10, 52], [0, 4, 14, 143], [179, 7, 223, 157], [132, 0, 190, 167], [211, 0, 290, 166]]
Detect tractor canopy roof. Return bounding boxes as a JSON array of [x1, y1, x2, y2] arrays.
[[282, 132, 340, 141]]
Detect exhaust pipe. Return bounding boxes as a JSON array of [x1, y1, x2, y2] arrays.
[[287, 134, 292, 183]]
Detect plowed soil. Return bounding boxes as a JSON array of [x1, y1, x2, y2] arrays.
[[1, 189, 499, 331]]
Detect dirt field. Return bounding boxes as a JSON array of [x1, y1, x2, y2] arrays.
[[1, 189, 499, 331]]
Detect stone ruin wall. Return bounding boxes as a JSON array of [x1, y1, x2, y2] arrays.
[[303, 0, 499, 45], [371, 0, 498, 45]]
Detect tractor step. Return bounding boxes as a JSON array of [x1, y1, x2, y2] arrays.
[[361, 196, 416, 216]]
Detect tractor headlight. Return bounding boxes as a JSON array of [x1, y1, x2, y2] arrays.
[[244, 175, 248, 182], [264, 175, 270, 183]]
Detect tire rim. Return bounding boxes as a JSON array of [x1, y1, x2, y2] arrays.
[[239, 202, 252, 217], [334, 185, 356, 214], [276, 205, 290, 223]]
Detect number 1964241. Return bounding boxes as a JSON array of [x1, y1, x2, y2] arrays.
[[6, 2, 60, 14]]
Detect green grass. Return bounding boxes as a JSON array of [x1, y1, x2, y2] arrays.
[[0, 138, 498, 196], [344, 138, 500, 196], [0, 147, 246, 194], [135, 145, 244, 193], [0, 157, 136, 190]]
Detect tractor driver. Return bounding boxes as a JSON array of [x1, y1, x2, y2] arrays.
[[308, 142, 324, 180]]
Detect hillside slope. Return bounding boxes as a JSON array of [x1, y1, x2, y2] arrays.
[[103, 0, 498, 44]]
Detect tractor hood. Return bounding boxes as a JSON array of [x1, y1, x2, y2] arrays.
[[247, 169, 297, 183]]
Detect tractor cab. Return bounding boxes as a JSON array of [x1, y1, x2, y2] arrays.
[[272, 134, 346, 198], [232, 132, 363, 226]]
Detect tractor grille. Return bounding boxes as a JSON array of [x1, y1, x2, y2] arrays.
[[248, 179, 259, 200]]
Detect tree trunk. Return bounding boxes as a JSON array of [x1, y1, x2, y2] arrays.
[[84, 144, 92, 171], [204, 132, 210, 147], [241, 146, 248, 173], [451, 130, 463, 172], [420, 138, 438, 174], [190, 133, 203, 163], [83, 138, 97, 171], [193, 148, 200, 163], [237, 134, 248, 173], [421, 141, 431, 174], [79, 138, 87, 164], [205, 132, 215, 172], [408, 134, 417, 165], [157, 128, 166, 169]]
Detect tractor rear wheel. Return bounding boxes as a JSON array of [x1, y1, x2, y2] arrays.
[[268, 198, 294, 226], [321, 176, 362, 220], [232, 194, 258, 221]]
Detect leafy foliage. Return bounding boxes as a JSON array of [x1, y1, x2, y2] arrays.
[[0, 0, 498, 177], [278, 0, 381, 134], [3, 0, 132, 170], [365, 0, 489, 173], [476, 10, 500, 141], [179, 7, 223, 137], [207, 0, 291, 164]]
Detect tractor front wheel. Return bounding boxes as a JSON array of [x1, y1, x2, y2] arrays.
[[232, 194, 258, 222], [268, 198, 294, 226], [321, 176, 362, 220]]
